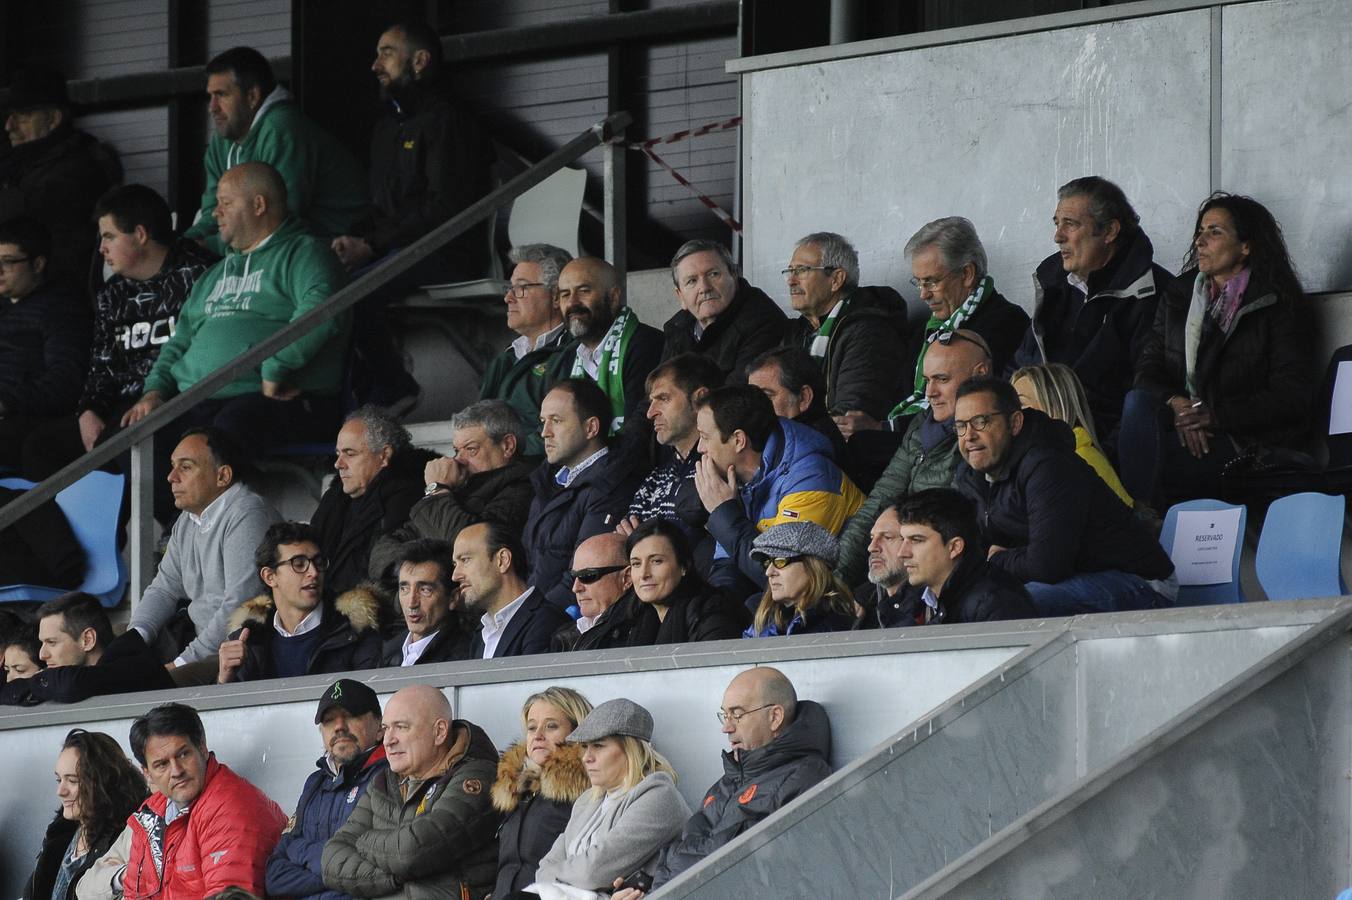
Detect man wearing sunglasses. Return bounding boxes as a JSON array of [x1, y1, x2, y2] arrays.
[[553, 533, 636, 652], [952, 377, 1176, 616], [217, 521, 382, 683]]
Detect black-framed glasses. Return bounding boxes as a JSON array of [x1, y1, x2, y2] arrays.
[[759, 555, 804, 570], [927, 329, 992, 356], [567, 564, 625, 584], [780, 265, 837, 278], [273, 553, 328, 574], [910, 270, 957, 291], [505, 282, 546, 298], [953, 411, 1011, 436], [717, 703, 773, 725]]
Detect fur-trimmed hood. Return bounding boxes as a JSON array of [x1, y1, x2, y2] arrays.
[[227, 583, 382, 634], [491, 741, 590, 813]]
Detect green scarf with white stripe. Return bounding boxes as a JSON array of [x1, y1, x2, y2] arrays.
[[572, 306, 639, 433], [889, 276, 994, 420]]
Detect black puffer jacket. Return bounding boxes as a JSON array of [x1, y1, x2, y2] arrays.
[[552, 591, 643, 653], [661, 278, 787, 382], [1134, 270, 1314, 451], [0, 123, 120, 288], [651, 700, 833, 889], [783, 284, 912, 419], [855, 551, 1036, 629], [623, 576, 748, 647], [953, 408, 1174, 585], [352, 72, 494, 270], [490, 742, 590, 900], [0, 279, 91, 417], [1014, 228, 1176, 446], [224, 586, 384, 682]]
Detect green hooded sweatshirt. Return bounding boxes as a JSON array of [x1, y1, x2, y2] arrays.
[[183, 86, 366, 256], [144, 217, 349, 399]]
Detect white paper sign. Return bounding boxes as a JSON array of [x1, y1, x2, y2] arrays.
[[1171, 508, 1243, 585], [1330, 360, 1352, 435]]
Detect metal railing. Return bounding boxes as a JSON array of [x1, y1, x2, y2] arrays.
[[0, 110, 632, 599]]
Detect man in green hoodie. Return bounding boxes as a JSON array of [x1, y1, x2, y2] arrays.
[[124, 162, 349, 518], [182, 46, 365, 256]]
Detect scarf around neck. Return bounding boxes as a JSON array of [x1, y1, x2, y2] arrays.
[[890, 276, 993, 421], [571, 306, 638, 433]]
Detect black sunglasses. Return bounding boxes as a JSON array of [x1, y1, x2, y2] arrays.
[[567, 564, 626, 584]]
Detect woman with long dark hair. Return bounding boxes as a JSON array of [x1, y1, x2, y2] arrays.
[[1121, 192, 1313, 505], [622, 519, 746, 646], [24, 729, 148, 900]]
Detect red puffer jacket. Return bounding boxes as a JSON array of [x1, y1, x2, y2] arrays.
[[123, 754, 286, 900]]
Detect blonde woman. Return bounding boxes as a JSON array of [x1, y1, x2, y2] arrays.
[[493, 687, 594, 900], [1011, 363, 1133, 507], [531, 699, 690, 898], [744, 523, 856, 638]]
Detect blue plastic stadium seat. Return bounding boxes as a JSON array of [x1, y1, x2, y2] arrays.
[[0, 472, 128, 607], [1159, 498, 1247, 605], [1255, 492, 1348, 601]]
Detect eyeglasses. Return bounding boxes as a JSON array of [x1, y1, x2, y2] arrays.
[[505, 282, 546, 298], [717, 704, 773, 725], [0, 256, 31, 271], [927, 330, 992, 356], [781, 265, 837, 279], [953, 411, 1011, 436], [910, 270, 957, 291], [273, 553, 328, 574], [760, 555, 804, 570], [567, 564, 626, 584]]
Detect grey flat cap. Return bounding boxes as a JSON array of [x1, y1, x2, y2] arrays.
[[567, 697, 654, 743], [751, 521, 839, 568]]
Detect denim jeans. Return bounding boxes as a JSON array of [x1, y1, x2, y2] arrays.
[[1024, 569, 1175, 617]]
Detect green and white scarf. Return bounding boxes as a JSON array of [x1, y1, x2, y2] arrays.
[[808, 297, 849, 358], [572, 306, 639, 433], [889, 276, 994, 420]]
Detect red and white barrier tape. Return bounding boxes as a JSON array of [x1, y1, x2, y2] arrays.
[[618, 116, 743, 232]]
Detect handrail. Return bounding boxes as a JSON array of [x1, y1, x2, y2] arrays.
[[0, 110, 633, 532]]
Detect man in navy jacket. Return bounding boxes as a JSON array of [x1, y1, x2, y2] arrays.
[[266, 679, 388, 900]]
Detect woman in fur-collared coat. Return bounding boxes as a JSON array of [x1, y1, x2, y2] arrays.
[[491, 687, 594, 900]]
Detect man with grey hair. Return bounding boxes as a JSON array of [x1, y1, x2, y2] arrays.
[[783, 231, 910, 425], [369, 398, 536, 586], [1012, 175, 1175, 452], [661, 239, 786, 382], [481, 243, 573, 456], [311, 405, 429, 595], [853, 216, 1029, 434]]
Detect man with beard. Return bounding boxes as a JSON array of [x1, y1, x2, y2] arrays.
[[546, 257, 664, 433], [331, 20, 496, 409], [183, 47, 364, 255], [266, 679, 388, 900]]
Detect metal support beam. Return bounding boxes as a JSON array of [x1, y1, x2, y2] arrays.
[[604, 127, 628, 273], [128, 439, 157, 605]]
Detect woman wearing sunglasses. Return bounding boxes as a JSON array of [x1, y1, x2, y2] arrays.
[[622, 519, 746, 646], [744, 522, 857, 638]]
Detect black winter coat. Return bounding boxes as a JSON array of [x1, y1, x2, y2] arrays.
[[469, 587, 573, 659], [224, 587, 383, 683], [1, 629, 172, 706], [1014, 228, 1175, 446], [1134, 270, 1314, 451], [352, 73, 494, 271], [953, 408, 1174, 585], [24, 804, 143, 900], [904, 286, 1031, 381], [0, 279, 91, 417], [661, 278, 788, 382], [369, 458, 537, 586], [265, 744, 389, 900], [552, 591, 643, 653], [651, 700, 833, 889], [524, 448, 645, 607], [311, 452, 428, 597], [623, 576, 748, 647], [490, 742, 591, 900], [855, 551, 1036, 629], [0, 123, 120, 288], [783, 284, 913, 419], [382, 612, 481, 666]]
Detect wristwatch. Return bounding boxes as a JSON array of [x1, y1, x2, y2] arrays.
[[424, 482, 452, 497]]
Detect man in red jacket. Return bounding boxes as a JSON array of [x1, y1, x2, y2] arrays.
[[121, 703, 286, 899]]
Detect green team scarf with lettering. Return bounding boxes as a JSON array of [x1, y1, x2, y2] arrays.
[[572, 306, 638, 433], [889, 276, 993, 420]]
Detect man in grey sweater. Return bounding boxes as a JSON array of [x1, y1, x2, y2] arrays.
[[128, 426, 280, 674]]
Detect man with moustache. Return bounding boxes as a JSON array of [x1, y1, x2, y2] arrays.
[[266, 679, 388, 900], [547, 257, 664, 433]]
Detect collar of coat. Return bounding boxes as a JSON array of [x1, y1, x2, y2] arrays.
[[228, 583, 382, 634], [491, 741, 590, 813]]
